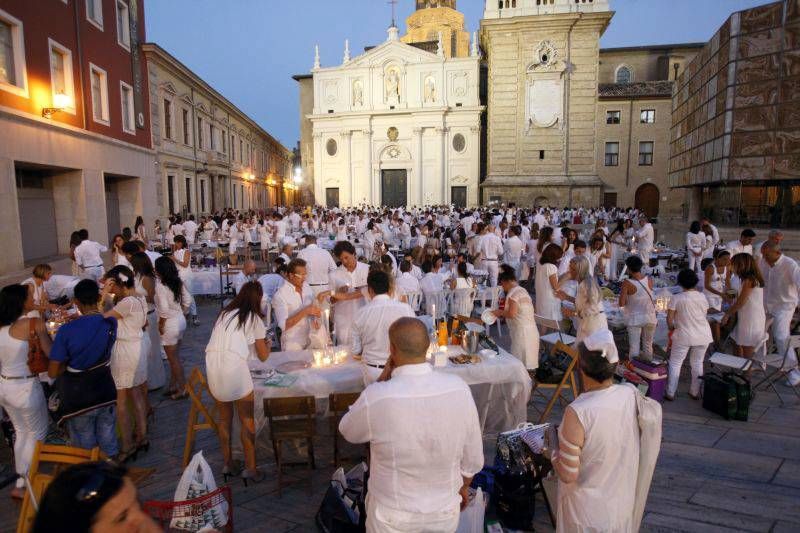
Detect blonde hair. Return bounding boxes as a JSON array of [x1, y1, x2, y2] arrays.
[[572, 255, 600, 306], [32, 264, 52, 280]]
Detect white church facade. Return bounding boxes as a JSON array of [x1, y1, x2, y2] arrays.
[[307, 27, 483, 208]]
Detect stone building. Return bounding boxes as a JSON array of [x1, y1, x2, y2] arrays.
[[402, 0, 471, 58], [142, 43, 293, 218], [670, 0, 800, 228], [0, 0, 156, 273], [480, 0, 614, 207], [299, 24, 483, 208]]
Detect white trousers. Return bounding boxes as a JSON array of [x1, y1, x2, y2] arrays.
[[639, 248, 651, 265], [483, 260, 499, 287], [688, 254, 703, 273], [361, 364, 383, 387], [668, 343, 708, 396], [627, 323, 656, 360], [366, 494, 459, 533], [0, 378, 49, 488], [769, 309, 798, 369], [81, 265, 105, 282]]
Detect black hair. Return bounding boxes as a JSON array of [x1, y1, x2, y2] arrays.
[[32, 461, 128, 533], [78, 229, 89, 240], [367, 270, 390, 295], [625, 255, 644, 273], [0, 284, 29, 326], [154, 256, 184, 304], [677, 269, 699, 289], [577, 342, 617, 382], [287, 258, 307, 275], [689, 221, 701, 234], [400, 260, 412, 273], [498, 264, 517, 284], [701, 257, 714, 271], [713, 249, 730, 260], [73, 279, 101, 306], [173, 235, 188, 249], [121, 241, 140, 256], [573, 239, 587, 249], [103, 265, 135, 289], [741, 229, 756, 238], [421, 260, 433, 274], [122, 227, 133, 241], [69, 231, 82, 248], [457, 262, 468, 278], [333, 240, 356, 257], [221, 281, 264, 329], [129, 252, 155, 279]]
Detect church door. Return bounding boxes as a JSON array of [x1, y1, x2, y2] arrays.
[[635, 183, 660, 219], [451, 186, 467, 208], [325, 187, 340, 208], [381, 170, 408, 207]]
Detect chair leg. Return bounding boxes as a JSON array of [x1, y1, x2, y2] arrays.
[[274, 440, 283, 498], [308, 437, 316, 470]]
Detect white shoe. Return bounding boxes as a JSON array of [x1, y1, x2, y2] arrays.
[[787, 369, 800, 387]]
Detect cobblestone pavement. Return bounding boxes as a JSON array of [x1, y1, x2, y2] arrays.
[[1, 296, 798, 532]]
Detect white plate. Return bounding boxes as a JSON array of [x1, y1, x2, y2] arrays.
[[481, 309, 497, 325], [479, 348, 498, 358]]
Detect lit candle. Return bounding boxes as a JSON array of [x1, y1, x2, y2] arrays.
[[432, 303, 436, 321], [313, 350, 323, 367], [322, 356, 332, 366], [324, 308, 330, 332]]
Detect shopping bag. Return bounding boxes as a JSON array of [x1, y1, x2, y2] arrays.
[[626, 384, 662, 532], [170, 451, 228, 531], [456, 488, 486, 533], [316, 462, 367, 533]]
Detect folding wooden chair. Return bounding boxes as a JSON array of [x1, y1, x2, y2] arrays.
[[532, 342, 580, 424], [182, 368, 221, 467], [329, 392, 363, 467], [263, 396, 316, 497], [535, 314, 576, 348], [17, 442, 101, 533]]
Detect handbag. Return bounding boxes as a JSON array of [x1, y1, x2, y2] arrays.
[[626, 384, 662, 531], [27, 317, 49, 374], [51, 318, 118, 425]]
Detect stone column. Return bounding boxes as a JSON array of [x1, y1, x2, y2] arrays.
[[412, 127, 423, 206], [85, 169, 109, 244], [341, 130, 353, 206], [313, 132, 324, 204], [0, 157, 24, 272], [363, 128, 372, 205], [436, 127, 449, 205]]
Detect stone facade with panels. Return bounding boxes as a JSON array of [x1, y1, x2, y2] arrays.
[[670, 0, 800, 227], [402, 1, 471, 59]]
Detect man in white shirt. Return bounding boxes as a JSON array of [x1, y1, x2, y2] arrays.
[[759, 242, 800, 386], [272, 259, 325, 351], [297, 235, 337, 297], [278, 242, 294, 265], [395, 260, 421, 296], [258, 263, 286, 301], [700, 217, 720, 250], [44, 274, 81, 302], [340, 317, 484, 531], [726, 229, 756, 256], [478, 224, 504, 287], [636, 216, 655, 264], [351, 270, 415, 385], [73, 229, 108, 281], [183, 215, 198, 244], [503, 226, 524, 276], [754, 229, 783, 261], [330, 241, 369, 346], [232, 260, 258, 294]]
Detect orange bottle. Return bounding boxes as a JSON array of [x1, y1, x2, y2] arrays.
[[437, 320, 448, 347], [450, 318, 460, 345]]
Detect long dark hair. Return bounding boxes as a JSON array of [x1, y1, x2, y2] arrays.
[[220, 281, 264, 329], [103, 265, 135, 289], [154, 256, 183, 303], [0, 284, 29, 326], [134, 216, 144, 233], [69, 231, 82, 248], [537, 227, 554, 253], [129, 252, 155, 279]]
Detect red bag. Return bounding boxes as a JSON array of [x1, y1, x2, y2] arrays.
[[27, 318, 49, 374]]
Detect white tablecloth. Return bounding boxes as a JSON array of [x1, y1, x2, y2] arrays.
[[189, 269, 222, 295], [249, 345, 532, 437]]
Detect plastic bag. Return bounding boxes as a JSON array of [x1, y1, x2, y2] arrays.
[[456, 488, 485, 533], [170, 451, 228, 531], [308, 322, 331, 349]]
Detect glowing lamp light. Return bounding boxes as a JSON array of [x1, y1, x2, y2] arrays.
[[42, 92, 72, 119]]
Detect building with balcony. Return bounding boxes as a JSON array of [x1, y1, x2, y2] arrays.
[[142, 43, 293, 217], [0, 0, 156, 273]]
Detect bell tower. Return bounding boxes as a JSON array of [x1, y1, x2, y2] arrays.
[[402, 0, 470, 58]]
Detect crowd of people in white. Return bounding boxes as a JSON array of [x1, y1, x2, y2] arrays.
[[2, 201, 799, 532]]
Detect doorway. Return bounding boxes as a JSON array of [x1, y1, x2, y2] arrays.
[[381, 169, 408, 207], [326, 188, 340, 208], [603, 192, 618, 210], [105, 180, 121, 240], [451, 186, 467, 208], [635, 183, 660, 218], [16, 167, 59, 262]]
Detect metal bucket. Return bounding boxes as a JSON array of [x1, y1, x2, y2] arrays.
[[461, 331, 481, 355]]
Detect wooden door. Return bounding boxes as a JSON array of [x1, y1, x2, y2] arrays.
[[325, 187, 340, 208], [381, 170, 407, 207], [635, 184, 660, 218], [603, 192, 618, 210], [451, 186, 467, 208]]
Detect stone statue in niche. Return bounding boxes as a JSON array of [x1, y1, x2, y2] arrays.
[[424, 76, 436, 103], [352, 79, 363, 106], [385, 66, 401, 102]]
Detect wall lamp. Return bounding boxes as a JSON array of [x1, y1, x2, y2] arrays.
[[42, 92, 71, 119]]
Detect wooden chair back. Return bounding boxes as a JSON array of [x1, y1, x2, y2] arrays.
[[533, 342, 580, 424], [182, 367, 220, 467], [264, 396, 315, 420], [329, 392, 360, 415]]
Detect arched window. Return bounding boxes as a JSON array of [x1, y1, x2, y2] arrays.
[[616, 65, 633, 84]]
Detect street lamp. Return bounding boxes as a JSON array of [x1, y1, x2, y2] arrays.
[[293, 167, 303, 185], [42, 92, 72, 119]]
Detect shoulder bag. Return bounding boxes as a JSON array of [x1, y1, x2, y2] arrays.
[[27, 318, 49, 374]]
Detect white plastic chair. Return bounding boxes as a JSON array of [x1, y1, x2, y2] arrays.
[[752, 335, 800, 404], [535, 314, 576, 348], [405, 291, 423, 313], [423, 291, 450, 321], [450, 287, 477, 318]]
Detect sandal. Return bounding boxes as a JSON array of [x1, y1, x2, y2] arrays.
[[241, 469, 265, 487], [222, 461, 243, 483]]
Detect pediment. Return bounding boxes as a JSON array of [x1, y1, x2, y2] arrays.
[[195, 102, 209, 115], [345, 40, 439, 69], [179, 94, 193, 106], [159, 81, 177, 95]]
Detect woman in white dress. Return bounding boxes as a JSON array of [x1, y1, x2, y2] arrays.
[[608, 220, 626, 281], [667, 269, 713, 400], [130, 253, 166, 393], [134, 216, 147, 243], [686, 221, 706, 273], [450, 262, 476, 317], [258, 219, 271, 262], [0, 284, 51, 499], [619, 256, 657, 361], [535, 243, 564, 322], [227, 219, 242, 266], [152, 220, 163, 246], [101, 266, 149, 462], [172, 235, 198, 326], [551, 330, 639, 532], [493, 265, 540, 369], [111, 234, 132, 269], [206, 282, 270, 484], [562, 256, 607, 345], [723, 253, 767, 360], [154, 257, 191, 400], [623, 219, 636, 250], [589, 235, 611, 282]]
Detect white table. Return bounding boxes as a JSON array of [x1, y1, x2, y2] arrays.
[[249, 345, 532, 437], [188, 269, 222, 296]]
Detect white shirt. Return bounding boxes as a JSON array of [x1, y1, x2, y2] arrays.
[[272, 281, 314, 350], [297, 244, 337, 286], [44, 275, 81, 300], [636, 223, 654, 250], [154, 280, 191, 319], [339, 363, 484, 514], [726, 239, 753, 257], [350, 295, 415, 367], [183, 220, 198, 242], [668, 290, 713, 346], [145, 250, 162, 265], [420, 272, 446, 294], [233, 272, 256, 295], [330, 262, 370, 323], [258, 273, 285, 301], [762, 255, 800, 313], [74, 240, 108, 268], [478, 233, 504, 260], [503, 236, 524, 265], [395, 272, 421, 295]]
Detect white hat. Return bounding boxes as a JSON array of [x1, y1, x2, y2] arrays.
[[583, 329, 619, 364]]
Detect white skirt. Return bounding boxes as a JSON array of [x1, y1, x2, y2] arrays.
[[161, 314, 186, 346], [111, 338, 147, 389]]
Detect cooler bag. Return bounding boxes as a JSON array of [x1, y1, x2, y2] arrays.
[[631, 358, 668, 402], [702, 372, 737, 420], [728, 374, 751, 421]]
